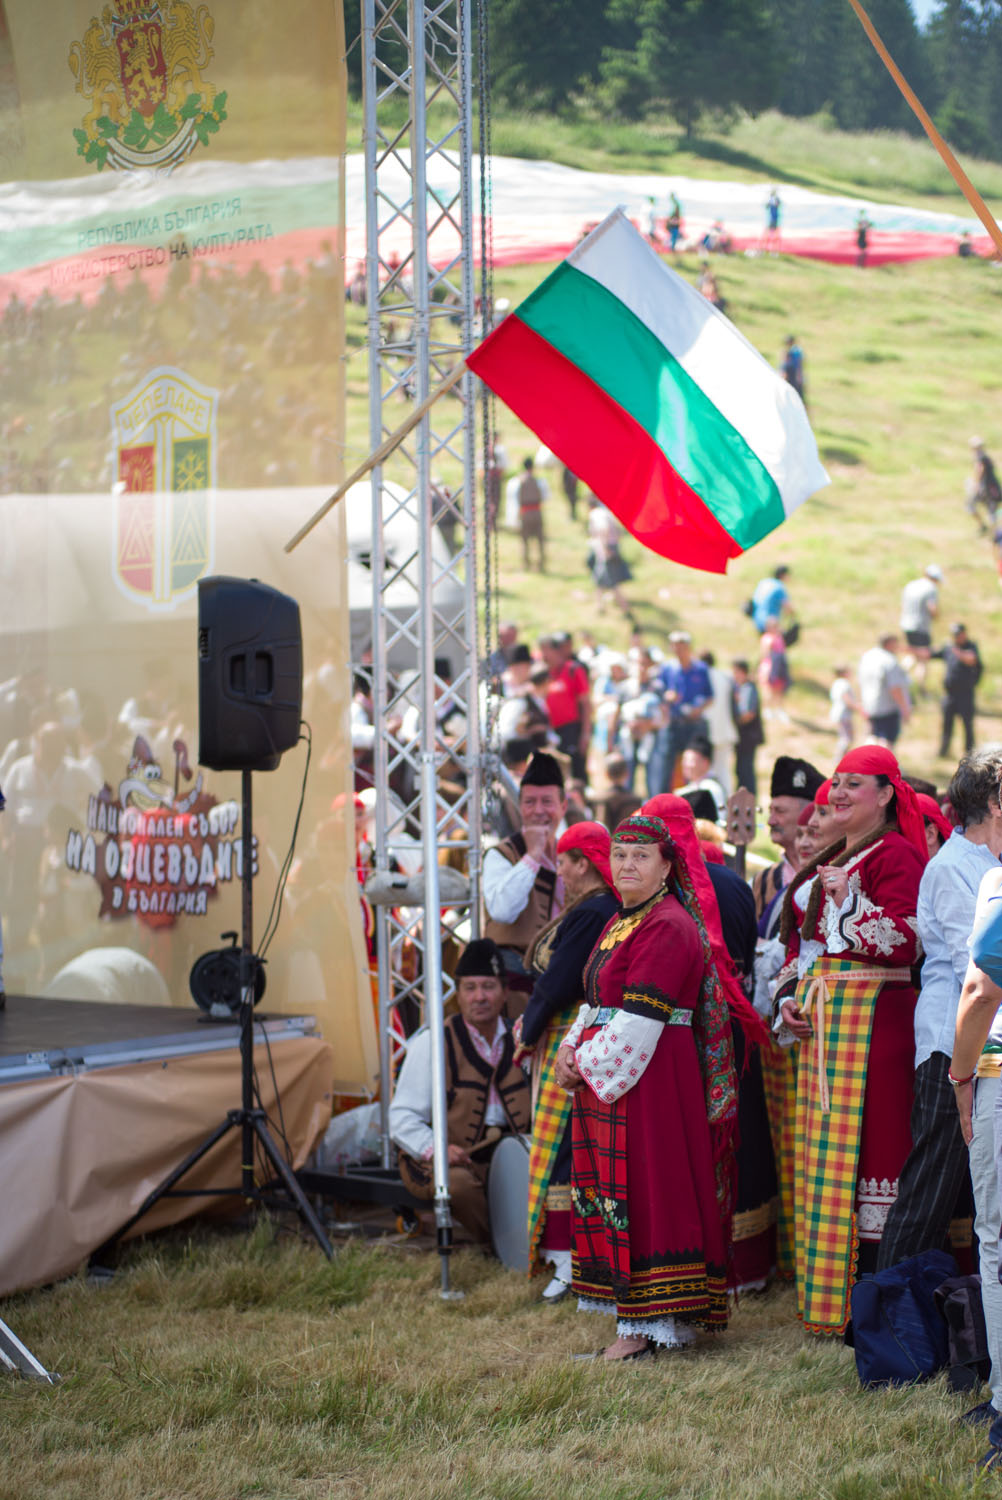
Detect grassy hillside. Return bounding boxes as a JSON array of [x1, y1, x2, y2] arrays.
[[347, 101, 1002, 215]]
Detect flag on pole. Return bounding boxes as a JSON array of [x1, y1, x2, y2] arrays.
[[467, 210, 829, 574]]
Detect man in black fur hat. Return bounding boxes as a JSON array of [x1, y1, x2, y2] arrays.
[[484, 750, 566, 1013], [389, 938, 530, 1242], [753, 754, 826, 939]]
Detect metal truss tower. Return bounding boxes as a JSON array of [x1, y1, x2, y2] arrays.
[[361, 0, 482, 1287]]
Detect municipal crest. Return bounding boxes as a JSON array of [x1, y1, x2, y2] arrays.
[[111, 366, 217, 609], [69, 1, 227, 172]]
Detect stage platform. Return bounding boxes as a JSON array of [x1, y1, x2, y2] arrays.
[[0, 994, 335, 1298], [0, 994, 315, 1081]]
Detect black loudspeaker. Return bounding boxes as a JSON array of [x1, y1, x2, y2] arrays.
[[197, 576, 302, 772]]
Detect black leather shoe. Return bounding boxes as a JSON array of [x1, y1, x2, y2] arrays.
[[960, 1400, 998, 1428]]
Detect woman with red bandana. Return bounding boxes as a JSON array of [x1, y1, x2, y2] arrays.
[[554, 813, 739, 1361], [776, 746, 926, 1334], [916, 791, 954, 860]]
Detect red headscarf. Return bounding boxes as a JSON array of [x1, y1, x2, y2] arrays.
[[556, 820, 614, 890], [833, 746, 927, 861], [797, 803, 814, 827], [643, 793, 770, 1049], [815, 778, 832, 806], [915, 792, 954, 847]]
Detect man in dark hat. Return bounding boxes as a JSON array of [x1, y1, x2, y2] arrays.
[[484, 750, 567, 1012], [389, 937, 531, 1243], [753, 754, 826, 937]]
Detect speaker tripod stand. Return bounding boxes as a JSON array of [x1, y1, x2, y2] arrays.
[[92, 770, 333, 1266]]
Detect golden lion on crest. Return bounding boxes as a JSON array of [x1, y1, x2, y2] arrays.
[[69, 1, 224, 170]]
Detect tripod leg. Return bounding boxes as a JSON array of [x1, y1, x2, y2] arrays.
[[250, 1116, 334, 1258], [0, 1318, 58, 1383], [90, 1112, 239, 1263]]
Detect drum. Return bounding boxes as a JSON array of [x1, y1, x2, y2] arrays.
[[487, 1133, 531, 1271]]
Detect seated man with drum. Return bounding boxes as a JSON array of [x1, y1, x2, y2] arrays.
[[389, 938, 531, 1244]]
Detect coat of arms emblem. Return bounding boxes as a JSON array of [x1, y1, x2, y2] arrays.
[[111, 367, 217, 609], [68, 1, 226, 171]]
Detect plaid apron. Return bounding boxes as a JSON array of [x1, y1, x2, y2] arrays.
[[793, 954, 911, 1334], [526, 1010, 576, 1273], [571, 1039, 632, 1303], [761, 1036, 799, 1278]]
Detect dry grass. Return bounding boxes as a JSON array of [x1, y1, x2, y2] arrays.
[[0, 1226, 992, 1500]]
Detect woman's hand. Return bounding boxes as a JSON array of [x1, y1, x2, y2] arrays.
[[818, 865, 849, 907], [780, 998, 813, 1040], [554, 1044, 583, 1092]]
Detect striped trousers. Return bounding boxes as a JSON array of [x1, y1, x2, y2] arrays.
[[876, 1050, 971, 1270]]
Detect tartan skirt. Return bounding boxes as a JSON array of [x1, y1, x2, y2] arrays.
[[570, 1022, 728, 1329], [792, 956, 915, 1334]]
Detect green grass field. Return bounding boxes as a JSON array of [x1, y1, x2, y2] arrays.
[[0, 1225, 994, 1500]]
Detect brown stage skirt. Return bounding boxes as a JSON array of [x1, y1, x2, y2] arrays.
[[570, 1019, 728, 1329]]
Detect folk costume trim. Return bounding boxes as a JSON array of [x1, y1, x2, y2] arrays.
[[599, 889, 667, 949], [621, 986, 693, 1023]]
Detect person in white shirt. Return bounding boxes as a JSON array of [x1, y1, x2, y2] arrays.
[[483, 752, 567, 1009], [878, 748, 1002, 1274], [858, 633, 911, 746], [949, 833, 1002, 1454], [390, 938, 531, 1243], [899, 564, 942, 693]]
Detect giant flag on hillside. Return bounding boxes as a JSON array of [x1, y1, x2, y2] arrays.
[[467, 210, 829, 574]]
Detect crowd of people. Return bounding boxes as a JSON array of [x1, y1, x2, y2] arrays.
[[385, 726, 1002, 1444], [375, 587, 1002, 1467]]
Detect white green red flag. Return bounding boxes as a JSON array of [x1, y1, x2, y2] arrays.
[[467, 209, 829, 574]]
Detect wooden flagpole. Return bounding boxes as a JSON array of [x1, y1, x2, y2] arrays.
[[846, 0, 1002, 258], [284, 358, 468, 554]]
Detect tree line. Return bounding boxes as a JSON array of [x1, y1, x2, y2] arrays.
[[344, 1, 1002, 162]]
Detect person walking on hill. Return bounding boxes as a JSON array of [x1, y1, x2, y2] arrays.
[[751, 564, 793, 635], [858, 633, 910, 747], [934, 622, 982, 758], [781, 337, 805, 403], [899, 564, 942, 697], [967, 437, 1002, 535], [517, 457, 546, 572]]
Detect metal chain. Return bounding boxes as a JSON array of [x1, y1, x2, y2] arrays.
[[477, 0, 500, 829]]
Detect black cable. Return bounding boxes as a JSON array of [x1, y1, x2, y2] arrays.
[[256, 720, 312, 960], [251, 1019, 293, 1164]]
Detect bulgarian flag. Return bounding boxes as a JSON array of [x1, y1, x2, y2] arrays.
[[467, 210, 829, 575]]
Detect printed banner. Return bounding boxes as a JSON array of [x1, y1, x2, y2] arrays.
[[0, 1, 376, 1094]]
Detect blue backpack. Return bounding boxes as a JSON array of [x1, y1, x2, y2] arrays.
[[846, 1249, 957, 1388]]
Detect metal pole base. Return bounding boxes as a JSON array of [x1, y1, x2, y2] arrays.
[[0, 1318, 58, 1383], [435, 1204, 463, 1299]]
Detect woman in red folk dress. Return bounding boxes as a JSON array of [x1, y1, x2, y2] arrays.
[[777, 746, 926, 1335], [554, 813, 738, 1362]]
